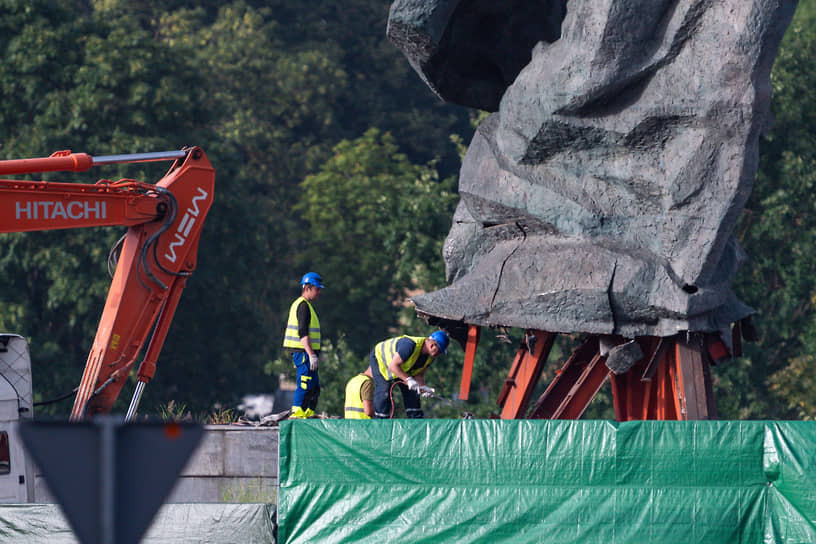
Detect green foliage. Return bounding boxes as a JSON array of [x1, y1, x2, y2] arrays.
[[727, 0, 816, 419], [0, 1, 472, 417], [158, 400, 193, 422], [265, 335, 360, 418], [206, 407, 240, 424], [295, 128, 457, 355], [219, 477, 276, 503], [768, 354, 816, 420], [1, 0, 813, 423]]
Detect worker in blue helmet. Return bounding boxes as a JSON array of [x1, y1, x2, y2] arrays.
[[368, 330, 449, 418], [282, 272, 325, 419]]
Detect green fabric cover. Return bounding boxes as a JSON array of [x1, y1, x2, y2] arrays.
[[0, 503, 276, 543], [278, 420, 816, 543]]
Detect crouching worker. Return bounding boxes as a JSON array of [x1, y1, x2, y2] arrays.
[[369, 331, 449, 419], [344, 368, 374, 419]]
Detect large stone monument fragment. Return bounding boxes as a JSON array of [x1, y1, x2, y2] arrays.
[[388, 0, 798, 342]]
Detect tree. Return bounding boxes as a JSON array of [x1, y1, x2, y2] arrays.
[[140, 2, 351, 412], [294, 128, 456, 355], [0, 1, 211, 413], [725, 0, 816, 419]]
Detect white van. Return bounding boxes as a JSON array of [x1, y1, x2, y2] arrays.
[[0, 334, 36, 502]]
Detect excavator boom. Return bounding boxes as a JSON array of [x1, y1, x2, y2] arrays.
[[0, 147, 215, 419]]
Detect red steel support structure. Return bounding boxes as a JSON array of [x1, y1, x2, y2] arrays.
[[495, 330, 556, 419], [458, 325, 481, 400], [458, 325, 740, 421]]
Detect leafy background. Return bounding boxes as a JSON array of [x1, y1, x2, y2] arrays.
[[1, 0, 814, 420]]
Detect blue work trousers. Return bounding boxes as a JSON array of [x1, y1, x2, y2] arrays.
[[369, 352, 423, 419], [292, 352, 320, 410]]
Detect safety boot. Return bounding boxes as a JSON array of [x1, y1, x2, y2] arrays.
[[290, 406, 307, 419], [304, 408, 315, 418]]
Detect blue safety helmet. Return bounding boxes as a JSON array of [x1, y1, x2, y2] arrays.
[[429, 330, 449, 355], [300, 272, 324, 289]]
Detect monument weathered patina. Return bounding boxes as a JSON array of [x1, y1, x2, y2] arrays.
[[387, 0, 798, 419]]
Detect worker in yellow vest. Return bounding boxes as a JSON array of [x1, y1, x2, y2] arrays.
[[282, 272, 324, 419], [344, 368, 374, 419], [369, 331, 449, 418]]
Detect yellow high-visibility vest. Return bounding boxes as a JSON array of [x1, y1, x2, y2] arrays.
[[374, 335, 433, 380], [344, 374, 373, 419], [282, 296, 320, 350]]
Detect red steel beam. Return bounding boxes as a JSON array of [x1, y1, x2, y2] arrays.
[[674, 335, 718, 420], [529, 336, 599, 419], [507, 332, 722, 422], [549, 352, 611, 419], [731, 320, 743, 358], [459, 325, 481, 400], [496, 349, 523, 407], [497, 330, 555, 419], [610, 337, 660, 421]]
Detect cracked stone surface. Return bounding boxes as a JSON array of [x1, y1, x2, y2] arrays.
[[388, 0, 797, 339]]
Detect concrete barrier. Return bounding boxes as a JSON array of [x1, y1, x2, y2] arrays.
[[33, 425, 280, 504]]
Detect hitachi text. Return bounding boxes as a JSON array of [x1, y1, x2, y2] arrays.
[[15, 200, 107, 221]]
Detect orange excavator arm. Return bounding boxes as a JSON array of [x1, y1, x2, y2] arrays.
[[0, 147, 215, 420]]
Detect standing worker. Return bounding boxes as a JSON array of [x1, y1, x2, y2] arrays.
[[344, 368, 374, 419], [283, 272, 324, 419], [369, 331, 449, 418]]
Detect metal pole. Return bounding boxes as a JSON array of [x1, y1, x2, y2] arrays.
[[100, 417, 116, 544], [125, 381, 146, 423], [92, 150, 187, 166]]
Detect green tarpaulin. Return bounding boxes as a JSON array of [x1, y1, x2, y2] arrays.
[[278, 420, 816, 543], [0, 503, 276, 543]]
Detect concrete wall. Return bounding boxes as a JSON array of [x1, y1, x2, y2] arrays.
[[33, 425, 280, 504], [167, 425, 279, 503]]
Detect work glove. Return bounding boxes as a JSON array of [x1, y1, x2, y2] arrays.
[[309, 353, 319, 371], [404, 377, 420, 392], [418, 385, 435, 398]]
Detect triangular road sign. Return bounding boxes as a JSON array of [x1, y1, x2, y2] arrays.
[[20, 417, 203, 544]]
